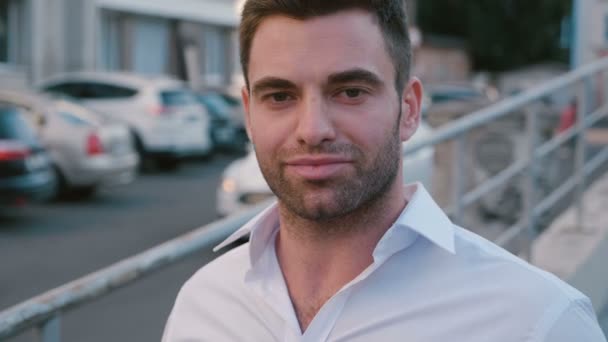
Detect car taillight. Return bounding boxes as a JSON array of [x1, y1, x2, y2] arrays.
[[0, 147, 30, 161], [86, 133, 104, 155], [148, 105, 172, 116]]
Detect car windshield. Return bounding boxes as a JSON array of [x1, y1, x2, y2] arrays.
[[431, 89, 482, 103], [197, 93, 232, 118], [160, 90, 197, 107], [0, 106, 39, 145]]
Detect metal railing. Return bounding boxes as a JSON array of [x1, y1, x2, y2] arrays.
[[2, 57, 608, 341]]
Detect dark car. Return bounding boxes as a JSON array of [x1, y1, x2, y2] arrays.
[[0, 105, 55, 206], [196, 92, 248, 153], [422, 83, 499, 127]]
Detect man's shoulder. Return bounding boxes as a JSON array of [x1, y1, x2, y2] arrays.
[[447, 226, 605, 340], [451, 225, 587, 304], [166, 243, 252, 325], [182, 242, 250, 294], [163, 243, 280, 341]]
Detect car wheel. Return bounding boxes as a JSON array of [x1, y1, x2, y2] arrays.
[[51, 166, 69, 200], [70, 186, 98, 200], [156, 157, 180, 171], [131, 131, 155, 172]]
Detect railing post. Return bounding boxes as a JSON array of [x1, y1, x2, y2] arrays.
[[451, 135, 467, 225], [522, 106, 538, 260], [37, 314, 61, 342], [574, 80, 588, 230]]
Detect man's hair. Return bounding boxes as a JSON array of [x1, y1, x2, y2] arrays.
[[239, 0, 412, 94]]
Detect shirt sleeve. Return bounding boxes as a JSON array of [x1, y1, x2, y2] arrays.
[[540, 299, 607, 342]]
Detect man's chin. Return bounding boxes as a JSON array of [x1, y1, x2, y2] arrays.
[[288, 192, 352, 221]]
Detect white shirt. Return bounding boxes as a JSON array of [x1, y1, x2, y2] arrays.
[[163, 183, 606, 342]]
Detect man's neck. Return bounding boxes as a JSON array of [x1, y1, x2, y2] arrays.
[[274, 181, 408, 332]]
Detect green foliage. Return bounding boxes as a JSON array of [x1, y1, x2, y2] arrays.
[[417, 0, 572, 71]]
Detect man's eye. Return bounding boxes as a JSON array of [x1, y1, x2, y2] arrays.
[[271, 93, 291, 102], [343, 89, 362, 98]]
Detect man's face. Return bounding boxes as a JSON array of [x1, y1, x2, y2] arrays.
[[242, 10, 421, 221]]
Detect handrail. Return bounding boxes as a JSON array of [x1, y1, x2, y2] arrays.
[[2, 56, 608, 341], [403, 57, 608, 155], [0, 201, 271, 340]]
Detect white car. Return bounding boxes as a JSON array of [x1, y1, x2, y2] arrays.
[[217, 121, 436, 216], [38, 72, 212, 170], [0, 90, 139, 198]]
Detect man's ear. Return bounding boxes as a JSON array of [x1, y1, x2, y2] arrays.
[[241, 85, 253, 141], [399, 77, 423, 142]]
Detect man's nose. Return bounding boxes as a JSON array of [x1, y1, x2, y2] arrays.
[[295, 95, 336, 146]]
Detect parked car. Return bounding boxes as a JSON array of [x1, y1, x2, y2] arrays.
[[0, 90, 139, 198], [196, 91, 248, 153], [423, 83, 499, 127], [38, 72, 212, 170], [216, 121, 436, 216], [0, 105, 55, 206]]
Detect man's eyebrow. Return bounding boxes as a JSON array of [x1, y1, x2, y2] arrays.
[[251, 77, 297, 96], [326, 68, 384, 87]]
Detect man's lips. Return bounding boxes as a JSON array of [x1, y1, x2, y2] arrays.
[[284, 155, 353, 180]]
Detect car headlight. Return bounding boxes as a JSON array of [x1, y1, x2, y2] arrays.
[[221, 178, 237, 193], [239, 192, 275, 205]]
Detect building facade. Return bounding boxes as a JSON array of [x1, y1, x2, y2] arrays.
[[572, 0, 608, 67], [0, 0, 240, 90]]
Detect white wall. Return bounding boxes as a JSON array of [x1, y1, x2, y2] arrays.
[[95, 0, 239, 27], [574, 0, 608, 67]]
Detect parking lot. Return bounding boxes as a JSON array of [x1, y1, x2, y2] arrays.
[[0, 154, 241, 342]]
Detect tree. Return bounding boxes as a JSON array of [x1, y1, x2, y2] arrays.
[[417, 0, 571, 71]]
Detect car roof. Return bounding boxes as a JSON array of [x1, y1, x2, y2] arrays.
[[425, 83, 483, 92], [0, 89, 54, 108], [40, 71, 186, 90], [0, 104, 18, 112]]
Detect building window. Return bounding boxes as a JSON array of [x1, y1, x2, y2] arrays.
[[132, 16, 169, 75], [201, 25, 226, 86], [99, 11, 124, 71], [100, 13, 170, 75], [0, 0, 8, 62], [0, 0, 29, 66], [605, 14, 608, 43]]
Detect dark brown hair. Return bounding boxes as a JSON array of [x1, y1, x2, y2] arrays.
[[239, 0, 412, 94]]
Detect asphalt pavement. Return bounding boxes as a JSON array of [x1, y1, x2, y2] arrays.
[[0, 154, 242, 342], [2, 144, 608, 341]]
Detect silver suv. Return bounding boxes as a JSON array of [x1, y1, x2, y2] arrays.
[[39, 72, 212, 170]]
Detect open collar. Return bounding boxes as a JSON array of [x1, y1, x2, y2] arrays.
[[214, 182, 455, 270]]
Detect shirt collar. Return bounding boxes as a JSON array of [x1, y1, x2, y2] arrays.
[[391, 182, 456, 254], [213, 182, 455, 267], [213, 201, 280, 268]]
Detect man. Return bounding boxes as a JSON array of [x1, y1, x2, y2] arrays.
[[163, 1, 607, 341]]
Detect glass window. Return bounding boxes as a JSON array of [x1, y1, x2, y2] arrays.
[[44, 82, 137, 99], [161, 90, 196, 106], [201, 26, 226, 83], [133, 16, 169, 75], [88, 83, 137, 99], [0, 1, 8, 62], [44, 82, 89, 98], [0, 106, 38, 145], [430, 89, 483, 103], [44, 82, 82, 97], [99, 12, 123, 71], [197, 93, 231, 118], [56, 111, 93, 126]]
